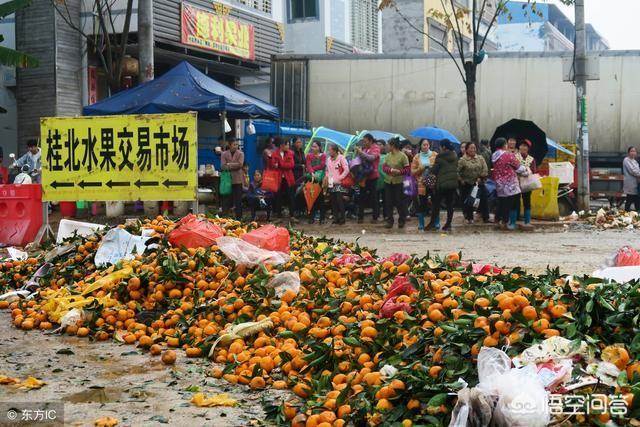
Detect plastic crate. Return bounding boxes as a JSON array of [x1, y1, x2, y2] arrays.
[[548, 162, 575, 185]]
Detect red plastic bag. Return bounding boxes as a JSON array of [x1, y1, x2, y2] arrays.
[[382, 252, 410, 266], [380, 276, 416, 318], [168, 214, 224, 248], [241, 225, 290, 253], [471, 264, 504, 275], [616, 246, 640, 266], [262, 169, 281, 193]]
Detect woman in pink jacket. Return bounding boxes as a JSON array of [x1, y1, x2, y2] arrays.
[[491, 137, 528, 230], [325, 143, 350, 224]]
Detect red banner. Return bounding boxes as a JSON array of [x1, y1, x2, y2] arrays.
[[181, 3, 255, 61]]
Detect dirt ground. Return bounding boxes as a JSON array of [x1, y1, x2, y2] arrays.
[[0, 219, 632, 426], [0, 311, 282, 426]]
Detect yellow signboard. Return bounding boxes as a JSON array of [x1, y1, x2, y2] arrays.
[[40, 113, 198, 202]]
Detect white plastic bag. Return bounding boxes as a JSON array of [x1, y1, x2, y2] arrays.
[[267, 271, 300, 298], [216, 237, 289, 267], [450, 347, 550, 427], [95, 228, 151, 267]]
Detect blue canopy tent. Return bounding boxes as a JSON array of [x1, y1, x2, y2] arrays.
[[304, 127, 356, 154], [547, 138, 576, 157], [356, 130, 403, 142], [83, 61, 279, 120]]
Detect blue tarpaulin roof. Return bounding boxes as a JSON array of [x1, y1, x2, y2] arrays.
[[83, 61, 279, 120], [305, 127, 356, 153]]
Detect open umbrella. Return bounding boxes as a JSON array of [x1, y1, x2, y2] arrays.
[[303, 182, 322, 214], [491, 119, 548, 165], [410, 126, 460, 144]]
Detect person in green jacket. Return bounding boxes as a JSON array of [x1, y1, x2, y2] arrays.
[[376, 140, 388, 220], [427, 140, 459, 232]]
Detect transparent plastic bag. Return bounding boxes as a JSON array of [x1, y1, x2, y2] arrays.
[[216, 237, 289, 267], [267, 271, 300, 298], [450, 347, 549, 427]]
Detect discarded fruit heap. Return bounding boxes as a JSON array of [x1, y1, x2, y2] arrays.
[[1, 216, 639, 426]]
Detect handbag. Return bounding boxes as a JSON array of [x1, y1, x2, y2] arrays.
[[424, 174, 437, 190], [262, 169, 281, 193], [219, 171, 232, 196], [403, 175, 417, 197], [519, 173, 542, 193], [464, 184, 481, 209], [341, 173, 355, 189]]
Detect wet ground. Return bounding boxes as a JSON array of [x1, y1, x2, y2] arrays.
[[0, 314, 276, 426]]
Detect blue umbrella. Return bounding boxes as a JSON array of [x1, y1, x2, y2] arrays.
[[410, 126, 460, 144]]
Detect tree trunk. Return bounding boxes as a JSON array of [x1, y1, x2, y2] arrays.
[[464, 62, 479, 144]]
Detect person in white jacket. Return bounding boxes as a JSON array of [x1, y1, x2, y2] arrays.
[[623, 147, 640, 211]]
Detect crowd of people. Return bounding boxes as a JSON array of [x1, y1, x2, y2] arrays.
[[219, 133, 541, 232]]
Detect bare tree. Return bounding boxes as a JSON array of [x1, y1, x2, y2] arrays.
[[380, 0, 574, 143], [51, 0, 134, 93]]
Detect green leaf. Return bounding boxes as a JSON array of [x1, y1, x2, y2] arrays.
[[0, 46, 38, 68], [184, 384, 200, 392], [631, 335, 640, 353], [0, 0, 31, 19], [427, 393, 448, 407]]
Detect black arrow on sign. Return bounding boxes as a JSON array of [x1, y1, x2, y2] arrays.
[[134, 179, 159, 188], [78, 180, 102, 189], [50, 181, 74, 189], [106, 180, 131, 188], [162, 179, 189, 188]]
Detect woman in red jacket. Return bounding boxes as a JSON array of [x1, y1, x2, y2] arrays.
[[268, 138, 296, 220]]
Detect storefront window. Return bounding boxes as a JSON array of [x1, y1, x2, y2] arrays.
[[290, 0, 318, 21]]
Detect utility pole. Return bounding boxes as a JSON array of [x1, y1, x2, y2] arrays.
[[138, 0, 154, 83], [574, 0, 590, 212]]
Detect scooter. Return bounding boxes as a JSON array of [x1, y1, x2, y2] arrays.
[[8, 153, 39, 184]]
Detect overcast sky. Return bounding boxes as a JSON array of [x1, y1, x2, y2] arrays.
[[547, 0, 640, 50]]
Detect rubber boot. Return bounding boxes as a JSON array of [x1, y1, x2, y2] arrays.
[[417, 214, 425, 231], [507, 209, 518, 231], [524, 209, 532, 225]]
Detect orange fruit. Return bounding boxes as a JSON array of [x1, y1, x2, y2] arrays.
[[602, 345, 630, 370], [522, 305, 537, 320], [249, 376, 266, 389], [150, 344, 162, 355], [428, 366, 443, 378], [626, 362, 640, 382], [375, 399, 393, 410], [532, 318, 549, 333], [361, 326, 378, 340], [406, 399, 420, 410], [474, 297, 490, 308], [292, 383, 310, 398], [428, 309, 445, 322], [397, 263, 411, 274], [161, 350, 177, 365], [186, 347, 202, 357]]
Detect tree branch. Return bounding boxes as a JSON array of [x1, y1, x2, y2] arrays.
[[474, 0, 488, 39], [393, 4, 466, 83], [446, 0, 466, 61], [113, 0, 134, 86], [479, 0, 508, 52]]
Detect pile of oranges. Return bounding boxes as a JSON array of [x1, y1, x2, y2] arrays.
[[0, 215, 639, 426]]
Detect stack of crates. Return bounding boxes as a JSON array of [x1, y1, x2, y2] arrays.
[[540, 142, 577, 176]]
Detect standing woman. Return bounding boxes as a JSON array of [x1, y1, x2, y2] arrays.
[[515, 140, 537, 229], [492, 137, 527, 230], [458, 141, 489, 224], [325, 143, 350, 224], [382, 138, 410, 229], [411, 139, 437, 231], [623, 147, 640, 211], [428, 140, 458, 232], [305, 141, 327, 223], [268, 138, 296, 221]]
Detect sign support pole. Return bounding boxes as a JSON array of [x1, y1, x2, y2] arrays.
[[33, 201, 54, 247]]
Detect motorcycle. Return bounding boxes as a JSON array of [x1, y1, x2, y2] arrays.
[[8, 153, 40, 184]]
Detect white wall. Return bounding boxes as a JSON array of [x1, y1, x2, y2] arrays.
[[305, 52, 640, 153]]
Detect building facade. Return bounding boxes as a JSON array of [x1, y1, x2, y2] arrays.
[[495, 2, 610, 53], [284, 0, 381, 55], [382, 0, 497, 54]]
